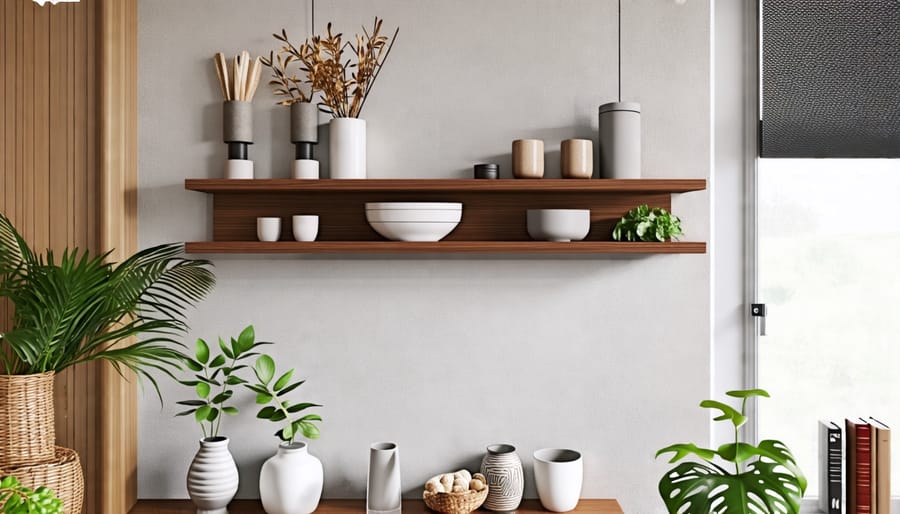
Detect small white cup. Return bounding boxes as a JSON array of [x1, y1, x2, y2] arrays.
[[292, 160, 320, 179], [292, 215, 319, 242], [533, 448, 583, 512], [257, 217, 281, 242], [225, 159, 254, 179]]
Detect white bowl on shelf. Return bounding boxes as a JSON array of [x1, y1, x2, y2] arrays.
[[364, 202, 463, 242], [527, 209, 590, 242]]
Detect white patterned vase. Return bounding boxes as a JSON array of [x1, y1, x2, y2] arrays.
[[186, 436, 239, 514], [259, 442, 324, 514], [480, 443, 524, 511]]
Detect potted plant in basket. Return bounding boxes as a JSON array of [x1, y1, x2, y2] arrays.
[[175, 325, 267, 514], [248, 353, 323, 514], [655, 388, 806, 514], [0, 213, 215, 513], [270, 18, 399, 179]]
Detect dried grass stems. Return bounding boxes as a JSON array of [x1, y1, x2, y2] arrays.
[[264, 17, 398, 118], [260, 45, 311, 106]]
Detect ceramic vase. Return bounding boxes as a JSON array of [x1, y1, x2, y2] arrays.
[[186, 436, 239, 514], [259, 442, 324, 514], [329, 117, 366, 179], [480, 444, 524, 511], [366, 442, 401, 514], [598, 101, 641, 179], [533, 448, 583, 512]]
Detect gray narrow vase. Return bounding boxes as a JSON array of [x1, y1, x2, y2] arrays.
[[367, 442, 401, 514], [223, 100, 253, 144], [480, 443, 524, 511], [598, 101, 641, 179], [291, 102, 319, 144]]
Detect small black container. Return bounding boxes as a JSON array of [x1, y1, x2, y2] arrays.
[[474, 163, 499, 179]]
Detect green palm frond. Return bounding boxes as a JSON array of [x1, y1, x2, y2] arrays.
[[0, 212, 215, 396]]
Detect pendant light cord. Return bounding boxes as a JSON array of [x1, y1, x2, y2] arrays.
[[311, 0, 315, 36], [618, 0, 622, 102]]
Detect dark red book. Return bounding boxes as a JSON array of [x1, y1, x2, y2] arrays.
[[855, 419, 873, 514]]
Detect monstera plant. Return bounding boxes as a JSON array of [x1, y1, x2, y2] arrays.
[[655, 389, 806, 514]]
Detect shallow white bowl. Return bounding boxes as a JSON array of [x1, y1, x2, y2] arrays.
[[527, 209, 590, 242], [365, 202, 462, 211], [365, 209, 462, 223], [368, 221, 460, 242]]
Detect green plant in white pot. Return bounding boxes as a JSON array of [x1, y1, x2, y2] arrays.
[[248, 354, 323, 514], [656, 389, 806, 514]]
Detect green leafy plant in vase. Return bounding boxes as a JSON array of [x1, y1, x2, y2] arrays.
[[0, 476, 63, 514], [656, 389, 806, 514], [249, 353, 324, 514], [612, 204, 683, 242]]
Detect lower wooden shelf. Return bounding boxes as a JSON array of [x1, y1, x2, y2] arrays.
[[184, 241, 706, 255], [130, 498, 624, 514]]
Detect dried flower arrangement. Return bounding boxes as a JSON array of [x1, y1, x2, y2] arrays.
[[263, 17, 398, 117]]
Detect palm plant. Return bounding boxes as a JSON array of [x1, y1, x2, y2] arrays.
[[0, 213, 215, 395]]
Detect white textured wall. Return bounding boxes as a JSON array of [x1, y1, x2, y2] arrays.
[[137, 1, 711, 512]]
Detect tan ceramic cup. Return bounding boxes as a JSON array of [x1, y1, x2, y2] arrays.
[[561, 139, 593, 179], [512, 139, 544, 179]]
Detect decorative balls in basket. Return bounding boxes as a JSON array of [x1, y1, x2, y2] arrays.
[[423, 470, 488, 514]]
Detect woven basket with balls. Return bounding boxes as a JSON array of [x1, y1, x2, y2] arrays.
[[423, 469, 488, 514]]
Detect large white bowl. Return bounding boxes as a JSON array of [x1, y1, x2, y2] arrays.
[[368, 221, 460, 242], [365, 209, 462, 223], [366, 202, 461, 211], [527, 209, 590, 242]]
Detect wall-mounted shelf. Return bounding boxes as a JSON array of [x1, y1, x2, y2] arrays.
[[184, 178, 706, 255]]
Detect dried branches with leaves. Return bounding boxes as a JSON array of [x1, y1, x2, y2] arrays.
[[263, 17, 398, 118]]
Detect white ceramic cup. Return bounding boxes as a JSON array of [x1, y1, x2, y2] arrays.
[[292, 215, 319, 242], [533, 448, 583, 512], [292, 160, 320, 179], [225, 159, 254, 179], [257, 217, 282, 242]]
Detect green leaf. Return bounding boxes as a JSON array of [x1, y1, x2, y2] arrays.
[[726, 388, 771, 399], [256, 393, 273, 404], [225, 376, 247, 385], [209, 354, 226, 368], [218, 337, 234, 359], [176, 400, 207, 406], [299, 414, 322, 422], [274, 369, 294, 391], [655, 443, 717, 464], [276, 380, 306, 397], [255, 355, 275, 384], [282, 423, 294, 441], [286, 402, 320, 413], [299, 421, 320, 439], [175, 408, 198, 417], [246, 384, 270, 395], [196, 382, 210, 399], [184, 359, 204, 372], [222, 407, 239, 415], [206, 407, 219, 422], [237, 325, 255, 354], [257, 406, 277, 419], [716, 442, 758, 464], [212, 390, 233, 404], [195, 339, 210, 364], [195, 406, 211, 423], [270, 410, 287, 422], [699, 399, 748, 428]]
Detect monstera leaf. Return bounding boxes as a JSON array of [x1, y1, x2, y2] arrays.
[[656, 389, 807, 514]]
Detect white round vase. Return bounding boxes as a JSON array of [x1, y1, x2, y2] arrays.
[[186, 436, 239, 514], [260, 442, 324, 514], [329, 117, 366, 179], [533, 448, 583, 512]]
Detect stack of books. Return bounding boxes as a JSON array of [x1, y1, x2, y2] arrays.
[[818, 418, 891, 514]]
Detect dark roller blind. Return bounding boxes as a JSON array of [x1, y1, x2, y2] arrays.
[[761, 0, 900, 158]]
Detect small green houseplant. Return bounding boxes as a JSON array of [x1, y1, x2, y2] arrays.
[[612, 204, 683, 242], [0, 476, 62, 514], [248, 354, 322, 443], [656, 389, 806, 514]]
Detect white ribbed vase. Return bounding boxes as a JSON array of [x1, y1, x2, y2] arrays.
[[480, 444, 524, 511], [259, 442, 324, 514], [186, 436, 239, 514]]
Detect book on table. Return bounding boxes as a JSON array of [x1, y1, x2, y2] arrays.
[[818, 420, 842, 514], [869, 417, 890, 514]]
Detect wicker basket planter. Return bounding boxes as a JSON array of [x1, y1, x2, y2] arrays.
[[423, 487, 488, 514], [0, 446, 84, 514], [0, 372, 56, 467]]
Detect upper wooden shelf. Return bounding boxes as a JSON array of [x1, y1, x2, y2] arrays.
[[130, 498, 624, 514], [184, 178, 707, 194]]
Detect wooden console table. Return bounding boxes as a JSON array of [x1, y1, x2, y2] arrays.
[[130, 499, 624, 514]]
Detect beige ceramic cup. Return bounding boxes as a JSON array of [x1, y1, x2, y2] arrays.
[[561, 139, 593, 179], [512, 139, 544, 179]]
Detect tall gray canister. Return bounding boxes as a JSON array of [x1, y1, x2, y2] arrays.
[[598, 101, 641, 179]]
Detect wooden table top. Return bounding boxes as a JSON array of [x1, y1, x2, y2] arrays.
[[130, 498, 624, 514]]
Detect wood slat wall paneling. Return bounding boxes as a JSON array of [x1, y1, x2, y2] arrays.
[[0, 1, 105, 512]]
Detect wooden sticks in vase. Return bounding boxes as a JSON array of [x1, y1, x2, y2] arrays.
[[213, 51, 262, 102]]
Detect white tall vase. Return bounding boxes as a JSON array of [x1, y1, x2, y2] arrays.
[[366, 442, 401, 514], [329, 117, 366, 179], [186, 436, 239, 514], [259, 442, 324, 514]]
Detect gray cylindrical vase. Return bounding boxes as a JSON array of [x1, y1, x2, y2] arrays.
[[481, 444, 524, 511], [598, 101, 641, 179], [223, 101, 253, 144], [291, 102, 319, 144]]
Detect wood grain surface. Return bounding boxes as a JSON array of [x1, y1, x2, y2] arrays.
[[130, 499, 624, 514]]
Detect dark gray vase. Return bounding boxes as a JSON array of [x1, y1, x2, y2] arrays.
[[223, 101, 253, 144], [290, 102, 319, 144]]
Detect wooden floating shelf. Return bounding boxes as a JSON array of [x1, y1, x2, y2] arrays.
[[185, 241, 707, 255], [184, 178, 707, 255], [130, 498, 624, 514], [185, 178, 707, 193]]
